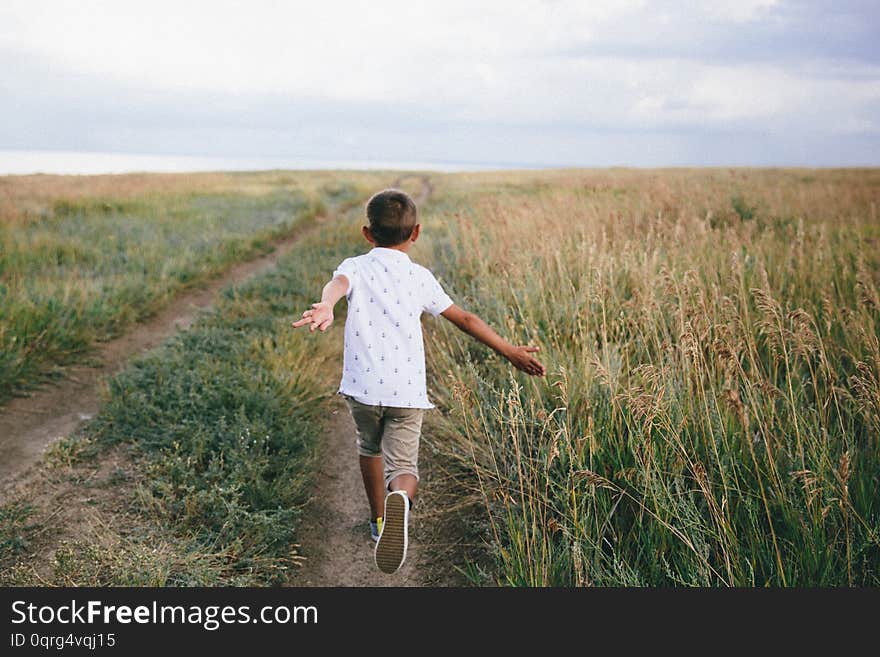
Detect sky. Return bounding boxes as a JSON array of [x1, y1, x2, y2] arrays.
[[1, 0, 879, 168]]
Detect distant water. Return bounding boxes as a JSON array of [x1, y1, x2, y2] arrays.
[[0, 150, 521, 175]]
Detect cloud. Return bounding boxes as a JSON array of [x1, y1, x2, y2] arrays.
[[0, 0, 878, 166]]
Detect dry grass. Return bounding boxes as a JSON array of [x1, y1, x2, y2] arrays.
[[0, 170, 392, 224], [423, 168, 880, 586]]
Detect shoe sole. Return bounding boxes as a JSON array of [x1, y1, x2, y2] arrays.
[[375, 492, 408, 574]]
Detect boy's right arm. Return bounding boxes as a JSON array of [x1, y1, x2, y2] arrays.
[[291, 274, 350, 333]]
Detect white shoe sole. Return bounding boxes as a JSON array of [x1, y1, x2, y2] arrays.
[[375, 491, 408, 574]]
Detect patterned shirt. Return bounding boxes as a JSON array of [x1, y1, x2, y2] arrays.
[[333, 247, 454, 409]]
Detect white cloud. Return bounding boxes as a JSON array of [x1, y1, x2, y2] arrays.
[[703, 0, 779, 23], [0, 0, 878, 164], [0, 1, 643, 97]]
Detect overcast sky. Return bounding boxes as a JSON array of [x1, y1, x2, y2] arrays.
[[1, 0, 878, 167]]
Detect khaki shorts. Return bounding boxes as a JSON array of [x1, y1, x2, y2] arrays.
[[342, 394, 424, 487]]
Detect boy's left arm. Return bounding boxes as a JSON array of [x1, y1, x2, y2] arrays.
[[440, 304, 546, 376]]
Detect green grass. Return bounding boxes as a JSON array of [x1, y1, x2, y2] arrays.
[[2, 202, 362, 584], [0, 173, 384, 585], [0, 179, 340, 402], [0, 502, 37, 565]]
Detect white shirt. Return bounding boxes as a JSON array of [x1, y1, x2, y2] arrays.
[[333, 247, 454, 409]]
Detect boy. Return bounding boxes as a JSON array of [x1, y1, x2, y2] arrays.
[[292, 189, 545, 574]]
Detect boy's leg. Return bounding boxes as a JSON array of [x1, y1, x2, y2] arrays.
[[388, 473, 418, 501], [374, 407, 423, 573], [343, 395, 384, 520], [382, 408, 424, 500], [380, 407, 423, 501], [359, 455, 386, 519]]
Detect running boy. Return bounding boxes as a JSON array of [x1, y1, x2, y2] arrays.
[[292, 189, 545, 574]]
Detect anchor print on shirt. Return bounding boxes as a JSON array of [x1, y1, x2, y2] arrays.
[[333, 250, 453, 408]]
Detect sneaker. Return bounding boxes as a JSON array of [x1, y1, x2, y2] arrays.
[[370, 517, 383, 543], [374, 490, 408, 574]]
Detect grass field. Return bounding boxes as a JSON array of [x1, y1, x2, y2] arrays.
[[0, 171, 386, 402], [1, 168, 878, 586], [0, 173, 383, 584]]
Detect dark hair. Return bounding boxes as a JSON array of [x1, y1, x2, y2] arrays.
[[365, 189, 418, 246]]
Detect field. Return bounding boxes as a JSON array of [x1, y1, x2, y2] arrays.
[[424, 168, 880, 585], [1, 168, 878, 586], [0, 171, 386, 402]]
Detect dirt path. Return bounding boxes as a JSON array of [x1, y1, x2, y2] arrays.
[[0, 221, 322, 487], [0, 175, 432, 487], [1, 174, 443, 586], [288, 174, 438, 586], [287, 403, 425, 586]]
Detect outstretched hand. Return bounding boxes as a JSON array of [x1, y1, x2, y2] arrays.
[[291, 302, 334, 332], [505, 345, 546, 376]]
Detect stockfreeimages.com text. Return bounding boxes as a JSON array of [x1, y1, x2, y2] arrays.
[[11, 600, 317, 631]]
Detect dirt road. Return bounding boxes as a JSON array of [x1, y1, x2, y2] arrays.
[[0, 176, 432, 485], [286, 404, 426, 586], [0, 220, 316, 485], [0, 174, 439, 586]]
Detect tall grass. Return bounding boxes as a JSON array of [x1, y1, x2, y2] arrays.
[[424, 169, 880, 586]]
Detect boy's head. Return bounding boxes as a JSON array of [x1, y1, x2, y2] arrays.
[[364, 189, 418, 247]]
